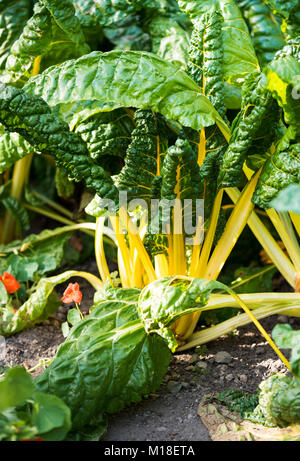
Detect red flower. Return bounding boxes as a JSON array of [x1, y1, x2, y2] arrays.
[[0, 272, 20, 294], [61, 282, 82, 304]]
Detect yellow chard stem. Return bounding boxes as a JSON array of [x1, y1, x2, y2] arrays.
[[182, 173, 260, 341], [196, 189, 224, 278], [53, 270, 103, 291], [229, 291, 291, 371], [2, 153, 33, 243], [175, 188, 223, 338], [178, 302, 298, 355], [226, 188, 295, 288], [205, 171, 261, 281], [117, 248, 130, 288], [118, 206, 156, 283], [22, 203, 96, 237], [155, 253, 169, 278], [172, 163, 187, 276], [189, 215, 203, 277], [95, 217, 111, 284], [267, 208, 300, 273], [131, 217, 148, 288], [110, 214, 133, 287], [290, 212, 300, 237]]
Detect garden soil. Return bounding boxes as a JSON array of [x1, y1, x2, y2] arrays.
[[1, 258, 299, 442]]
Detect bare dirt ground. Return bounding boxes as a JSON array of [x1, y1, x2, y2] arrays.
[[1, 259, 297, 442]]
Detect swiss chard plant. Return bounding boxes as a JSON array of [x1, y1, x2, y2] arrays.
[[0, 0, 299, 441], [0, 0, 298, 346]]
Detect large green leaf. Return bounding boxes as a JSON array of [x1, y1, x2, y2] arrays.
[[35, 288, 171, 430], [0, 229, 71, 281], [263, 54, 300, 134], [178, 0, 260, 86], [23, 49, 229, 134]]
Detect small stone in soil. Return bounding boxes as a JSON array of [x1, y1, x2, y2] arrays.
[[196, 361, 207, 370], [167, 381, 182, 394], [239, 374, 248, 384], [188, 354, 199, 363], [214, 351, 232, 364]]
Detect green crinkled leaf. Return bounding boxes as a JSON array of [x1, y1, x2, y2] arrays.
[[0, 0, 31, 70], [87, 0, 159, 27], [187, 9, 226, 117], [178, 0, 260, 86], [218, 71, 279, 188], [253, 134, 300, 209], [66, 414, 108, 441], [185, 10, 230, 212], [104, 13, 151, 52], [270, 184, 300, 214], [116, 109, 168, 203], [0, 84, 118, 203], [263, 54, 300, 134], [235, 0, 285, 68], [23, 49, 229, 134], [35, 290, 171, 431], [75, 108, 135, 163], [250, 50, 300, 207], [272, 324, 300, 379], [250, 373, 300, 427], [72, 0, 103, 50], [40, 0, 88, 49]]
